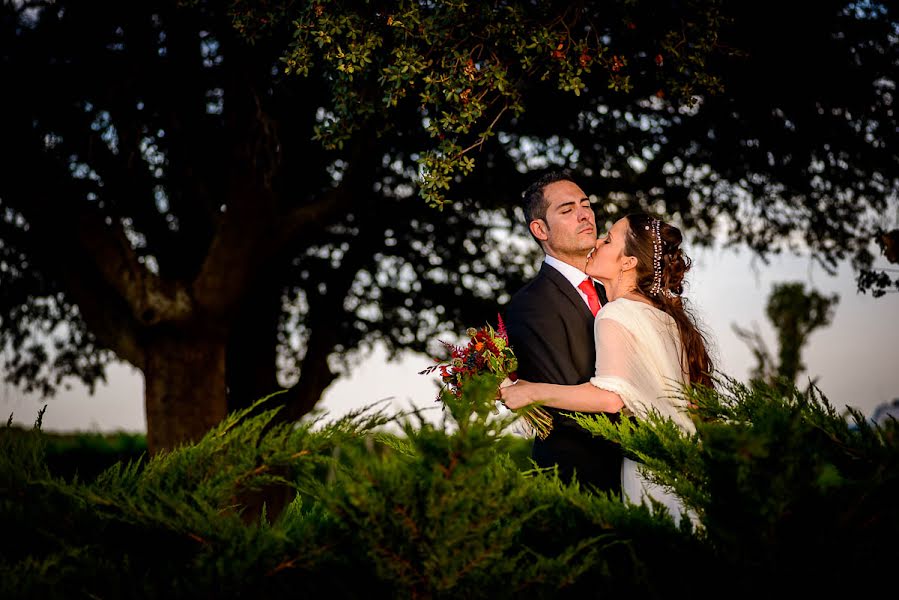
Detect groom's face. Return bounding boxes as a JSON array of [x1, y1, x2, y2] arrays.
[[532, 180, 597, 266]]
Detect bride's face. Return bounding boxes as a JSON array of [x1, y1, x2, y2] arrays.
[[585, 217, 630, 280]]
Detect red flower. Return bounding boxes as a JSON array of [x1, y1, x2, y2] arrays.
[[419, 314, 517, 399], [419, 313, 552, 439]]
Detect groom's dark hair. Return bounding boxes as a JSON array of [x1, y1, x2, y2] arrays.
[[521, 170, 575, 234]]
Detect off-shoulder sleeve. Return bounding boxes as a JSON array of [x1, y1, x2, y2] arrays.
[[588, 317, 655, 419]]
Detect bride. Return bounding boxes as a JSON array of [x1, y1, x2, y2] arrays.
[[500, 213, 714, 523]]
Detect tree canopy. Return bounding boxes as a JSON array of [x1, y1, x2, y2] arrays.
[[0, 0, 896, 450], [248, 0, 897, 289]]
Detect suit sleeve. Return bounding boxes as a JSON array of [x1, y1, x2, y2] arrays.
[[505, 298, 582, 386]]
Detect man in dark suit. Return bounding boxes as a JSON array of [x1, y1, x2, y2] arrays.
[[504, 171, 622, 496]]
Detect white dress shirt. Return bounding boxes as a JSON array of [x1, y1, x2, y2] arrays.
[[543, 254, 598, 311]]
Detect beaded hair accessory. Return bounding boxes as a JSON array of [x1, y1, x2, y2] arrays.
[[645, 219, 663, 296]]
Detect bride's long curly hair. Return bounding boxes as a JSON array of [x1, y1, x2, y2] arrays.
[[623, 213, 714, 388]]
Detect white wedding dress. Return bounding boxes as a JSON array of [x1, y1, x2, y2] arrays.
[[588, 298, 698, 526]]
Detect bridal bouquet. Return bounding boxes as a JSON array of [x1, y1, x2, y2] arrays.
[[419, 314, 553, 439]]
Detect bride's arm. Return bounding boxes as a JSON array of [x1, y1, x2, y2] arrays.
[[500, 380, 624, 414]]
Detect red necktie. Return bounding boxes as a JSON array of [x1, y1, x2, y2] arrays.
[[578, 278, 601, 316]]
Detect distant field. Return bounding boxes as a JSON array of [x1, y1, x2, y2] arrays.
[[5, 426, 147, 481]]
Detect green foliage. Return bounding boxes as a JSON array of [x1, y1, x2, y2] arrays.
[[0, 377, 701, 598], [1, 406, 50, 484], [3, 375, 896, 597], [764, 283, 839, 384], [1, 394, 394, 598], [40, 430, 147, 482], [314, 378, 534, 595], [733, 282, 840, 389], [574, 376, 899, 596], [261, 0, 728, 208]]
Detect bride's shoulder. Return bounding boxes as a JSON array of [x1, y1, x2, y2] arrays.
[[598, 298, 660, 323], [597, 298, 633, 319]]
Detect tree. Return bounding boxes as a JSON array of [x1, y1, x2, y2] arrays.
[[261, 0, 898, 289], [733, 282, 840, 388], [0, 0, 730, 451], [0, 0, 895, 451]]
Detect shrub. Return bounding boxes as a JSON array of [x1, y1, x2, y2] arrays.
[[1, 378, 895, 598]]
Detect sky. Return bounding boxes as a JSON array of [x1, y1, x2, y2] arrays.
[[3, 243, 898, 434]]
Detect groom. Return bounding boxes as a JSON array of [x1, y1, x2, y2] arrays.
[[504, 171, 622, 496]]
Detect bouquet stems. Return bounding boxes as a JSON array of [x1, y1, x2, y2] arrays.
[[518, 405, 553, 440]]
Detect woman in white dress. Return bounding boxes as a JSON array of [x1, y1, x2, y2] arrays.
[[500, 213, 714, 523]]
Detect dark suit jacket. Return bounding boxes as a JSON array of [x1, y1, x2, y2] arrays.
[[505, 262, 622, 496]]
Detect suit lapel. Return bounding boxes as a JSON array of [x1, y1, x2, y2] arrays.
[[539, 263, 595, 321]]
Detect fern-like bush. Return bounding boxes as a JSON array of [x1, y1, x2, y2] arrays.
[[574, 377, 899, 597], [2, 377, 895, 598]]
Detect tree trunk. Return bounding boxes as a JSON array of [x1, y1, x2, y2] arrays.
[[144, 334, 229, 454], [283, 327, 339, 423], [226, 282, 281, 415]]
